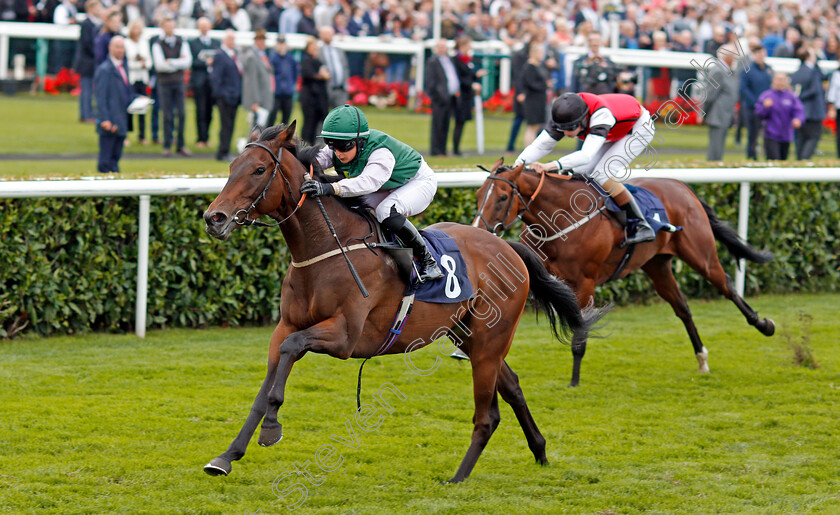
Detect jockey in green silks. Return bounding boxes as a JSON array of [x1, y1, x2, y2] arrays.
[[299, 104, 444, 284]]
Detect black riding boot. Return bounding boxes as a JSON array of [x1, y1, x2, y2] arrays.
[[620, 196, 656, 245], [383, 211, 444, 284]]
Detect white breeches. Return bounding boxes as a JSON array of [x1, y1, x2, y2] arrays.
[[365, 159, 438, 222], [576, 109, 655, 186]]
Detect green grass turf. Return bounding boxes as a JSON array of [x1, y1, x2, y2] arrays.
[[2, 94, 840, 180], [1, 293, 838, 513]]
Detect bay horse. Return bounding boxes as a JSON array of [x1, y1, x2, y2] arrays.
[[473, 159, 776, 387], [202, 123, 605, 483]]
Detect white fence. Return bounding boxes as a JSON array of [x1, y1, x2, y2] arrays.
[[2, 167, 838, 337]]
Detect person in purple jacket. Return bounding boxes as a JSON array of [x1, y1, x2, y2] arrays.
[[755, 72, 805, 161]]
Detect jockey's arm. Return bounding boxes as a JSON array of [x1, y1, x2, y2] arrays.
[[514, 130, 560, 166], [315, 146, 395, 197]]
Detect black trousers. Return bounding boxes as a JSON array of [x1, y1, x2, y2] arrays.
[[158, 81, 186, 150], [216, 99, 237, 159], [267, 94, 294, 127], [430, 95, 456, 156], [127, 81, 147, 140], [744, 108, 762, 160], [301, 99, 327, 146], [98, 131, 125, 173], [764, 137, 790, 160], [193, 80, 214, 144], [795, 120, 822, 160], [452, 119, 465, 155]]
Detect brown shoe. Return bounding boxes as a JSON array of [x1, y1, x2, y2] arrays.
[[177, 147, 192, 157], [162, 148, 171, 157]]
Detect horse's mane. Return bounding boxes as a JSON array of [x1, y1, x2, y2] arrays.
[[258, 125, 372, 214]]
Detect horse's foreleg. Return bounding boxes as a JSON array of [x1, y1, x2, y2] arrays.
[[204, 365, 278, 476], [204, 323, 295, 476], [497, 360, 547, 464], [642, 256, 709, 373], [448, 355, 502, 484], [259, 316, 352, 447]]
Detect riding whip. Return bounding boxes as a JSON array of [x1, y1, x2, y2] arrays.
[[304, 168, 369, 298]]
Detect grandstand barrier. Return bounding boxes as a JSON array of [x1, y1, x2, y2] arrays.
[[1, 167, 838, 337]]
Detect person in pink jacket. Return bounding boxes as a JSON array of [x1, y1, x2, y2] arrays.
[[754, 72, 806, 161]]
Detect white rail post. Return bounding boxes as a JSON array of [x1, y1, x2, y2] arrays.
[[474, 94, 485, 155], [735, 181, 750, 297], [136, 195, 150, 338], [499, 57, 510, 94], [414, 45, 425, 110], [0, 34, 9, 80]]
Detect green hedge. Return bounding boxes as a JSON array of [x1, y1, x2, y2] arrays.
[[1, 183, 838, 338]]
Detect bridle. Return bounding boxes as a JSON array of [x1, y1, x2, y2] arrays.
[[232, 141, 305, 227], [475, 167, 566, 234]]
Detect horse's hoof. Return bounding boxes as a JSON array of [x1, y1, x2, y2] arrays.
[[568, 381, 579, 388], [204, 457, 232, 476], [444, 476, 464, 484], [259, 423, 283, 447], [536, 456, 549, 466], [758, 318, 776, 337], [696, 347, 710, 374]]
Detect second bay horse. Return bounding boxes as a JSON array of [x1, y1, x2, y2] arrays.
[[474, 160, 775, 386]]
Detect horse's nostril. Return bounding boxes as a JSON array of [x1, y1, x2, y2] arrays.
[[205, 211, 227, 226]]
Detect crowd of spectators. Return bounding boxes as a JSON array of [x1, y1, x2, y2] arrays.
[[5, 0, 840, 160]]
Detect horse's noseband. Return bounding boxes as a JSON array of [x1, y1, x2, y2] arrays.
[[475, 173, 530, 235]]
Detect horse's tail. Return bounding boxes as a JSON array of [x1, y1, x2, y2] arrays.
[[696, 195, 774, 264], [507, 241, 609, 344]]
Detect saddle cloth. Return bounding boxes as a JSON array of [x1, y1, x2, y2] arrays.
[[590, 182, 683, 234], [384, 228, 474, 304]]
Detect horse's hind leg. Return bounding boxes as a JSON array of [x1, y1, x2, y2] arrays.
[[448, 352, 502, 484], [497, 360, 547, 464], [676, 241, 775, 337], [642, 255, 709, 373], [569, 278, 595, 387]]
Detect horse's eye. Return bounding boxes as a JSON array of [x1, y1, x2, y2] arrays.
[[254, 166, 266, 176], [499, 194, 508, 202]]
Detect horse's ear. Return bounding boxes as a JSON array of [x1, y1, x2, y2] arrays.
[[248, 126, 261, 143], [491, 157, 504, 173], [511, 162, 525, 176], [281, 120, 297, 140]]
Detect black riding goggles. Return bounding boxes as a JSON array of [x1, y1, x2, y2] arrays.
[[325, 138, 357, 152]]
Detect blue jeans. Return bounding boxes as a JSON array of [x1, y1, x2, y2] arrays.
[[79, 76, 94, 120]]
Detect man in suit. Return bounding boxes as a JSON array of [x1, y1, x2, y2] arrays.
[[241, 28, 275, 130], [318, 26, 349, 109], [700, 45, 739, 161], [211, 30, 243, 161], [152, 16, 193, 157], [424, 39, 460, 156], [189, 17, 220, 148], [740, 43, 773, 160], [94, 36, 135, 174], [790, 45, 827, 160], [268, 35, 297, 127], [74, 0, 102, 123], [772, 28, 800, 58], [571, 32, 618, 95]]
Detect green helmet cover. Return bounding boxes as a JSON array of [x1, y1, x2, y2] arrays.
[[320, 105, 370, 141]]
